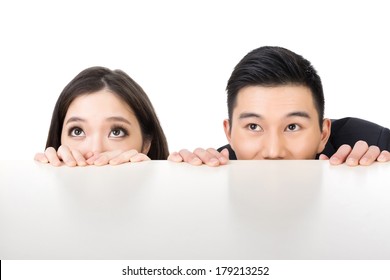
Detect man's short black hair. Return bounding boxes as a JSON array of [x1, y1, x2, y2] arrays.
[[226, 46, 325, 129]]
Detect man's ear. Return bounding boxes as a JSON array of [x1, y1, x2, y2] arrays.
[[142, 139, 152, 154], [317, 118, 331, 153], [223, 119, 232, 145]]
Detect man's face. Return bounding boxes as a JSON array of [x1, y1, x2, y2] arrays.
[[224, 85, 331, 160]]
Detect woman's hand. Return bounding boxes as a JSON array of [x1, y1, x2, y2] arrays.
[[34, 146, 150, 166], [86, 149, 151, 166], [34, 146, 93, 167]]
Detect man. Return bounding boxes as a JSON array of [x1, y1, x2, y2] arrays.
[[169, 46, 390, 166]]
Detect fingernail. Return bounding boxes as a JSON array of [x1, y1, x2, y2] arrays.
[[94, 158, 104, 165], [347, 158, 356, 165], [209, 158, 219, 165], [360, 158, 368, 165], [378, 154, 385, 162], [220, 157, 228, 164], [173, 154, 182, 161], [330, 156, 339, 164]]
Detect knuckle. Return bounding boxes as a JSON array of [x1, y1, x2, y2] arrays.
[[45, 147, 56, 153], [339, 144, 352, 154], [126, 152, 137, 159], [356, 140, 368, 148], [128, 149, 139, 155], [34, 153, 43, 160], [369, 145, 380, 153], [57, 145, 69, 155], [193, 147, 205, 154], [187, 154, 197, 161], [169, 151, 178, 157], [179, 149, 190, 155]]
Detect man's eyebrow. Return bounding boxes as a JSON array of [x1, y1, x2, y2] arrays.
[[285, 111, 311, 119], [106, 116, 132, 125], [238, 111, 311, 120], [239, 112, 263, 119], [65, 117, 85, 125]]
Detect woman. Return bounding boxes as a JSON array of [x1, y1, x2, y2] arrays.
[[35, 66, 169, 166]]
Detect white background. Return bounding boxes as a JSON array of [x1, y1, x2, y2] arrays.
[[1, 0, 389, 160]]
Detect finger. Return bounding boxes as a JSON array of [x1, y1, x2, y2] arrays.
[[346, 141, 369, 166], [44, 147, 62, 167], [86, 151, 115, 165], [109, 150, 139, 165], [377, 150, 390, 162], [318, 154, 329, 160], [129, 153, 151, 163], [71, 149, 87, 167], [93, 150, 124, 166], [57, 145, 77, 167], [34, 153, 49, 163], [86, 153, 100, 165], [329, 144, 352, 165], [221, 148, 230, 161], [206, 148, 229, 165], [193, 148, 220, 166], [359, 146, 380, 166], [84, 151, 94, 160], [178, 149, 202, 165], [167, 151, 184, 162]]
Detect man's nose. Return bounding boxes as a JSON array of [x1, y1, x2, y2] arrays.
[[261, 133, 285, 159]]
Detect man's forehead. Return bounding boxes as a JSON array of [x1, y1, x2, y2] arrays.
[[233, 85, 317, 116]]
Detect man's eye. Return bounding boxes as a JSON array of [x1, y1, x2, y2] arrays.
[[248, 124, 262, 132], [286, 124, 301, 132], [69, 127, 85, 137]]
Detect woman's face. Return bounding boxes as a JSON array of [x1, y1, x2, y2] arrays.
[[61, 89, 149, 156]]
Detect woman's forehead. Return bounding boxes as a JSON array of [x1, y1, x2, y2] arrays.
[[66, 90, 136, 120]]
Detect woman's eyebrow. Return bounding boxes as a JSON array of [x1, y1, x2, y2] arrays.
[[65, 117, 86, 124], [106, 116, 132, 125]]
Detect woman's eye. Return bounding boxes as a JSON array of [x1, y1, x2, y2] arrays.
[[248, 123, 262, 132], [69, 127, 85, 137], [286, 124, 301, 131], [109, 128, 127, 138]]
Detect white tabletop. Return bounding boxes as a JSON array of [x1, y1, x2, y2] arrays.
[[0, 160, 389, 259]]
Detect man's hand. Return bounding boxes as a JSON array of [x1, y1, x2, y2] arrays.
[[168, 148, 229, 167], [319, 140, 390, 166]]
